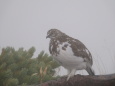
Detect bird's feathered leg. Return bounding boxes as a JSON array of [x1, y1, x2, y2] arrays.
[[61, 69, 71, 78], [67, 69, 71, 76], [67, 69, 76, 81]]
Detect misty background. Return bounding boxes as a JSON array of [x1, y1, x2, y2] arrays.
[[0, 0, 115, 76]]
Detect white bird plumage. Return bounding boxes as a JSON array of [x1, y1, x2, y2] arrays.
[[46, 29, 95, 81]]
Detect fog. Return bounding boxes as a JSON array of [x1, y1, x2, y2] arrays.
[[0, 0, 115, 75]]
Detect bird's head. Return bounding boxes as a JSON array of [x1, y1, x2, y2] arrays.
[[46, 29, 63, 39]]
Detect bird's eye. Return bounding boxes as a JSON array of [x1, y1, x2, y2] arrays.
[[51, 32, 54, 35]]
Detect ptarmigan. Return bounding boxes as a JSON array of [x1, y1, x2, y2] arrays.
[[46, 29, 95, 81]]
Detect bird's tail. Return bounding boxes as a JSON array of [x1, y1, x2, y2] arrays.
[[86, 67, 95, 75]]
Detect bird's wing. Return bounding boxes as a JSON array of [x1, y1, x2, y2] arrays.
[[68, 38, 93, 65]]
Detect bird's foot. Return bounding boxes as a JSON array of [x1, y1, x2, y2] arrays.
[[60, 75, 68, 80], [62, 75, 68, 78]]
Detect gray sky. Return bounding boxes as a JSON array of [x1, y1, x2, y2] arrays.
[[0, 0, 115, 75]]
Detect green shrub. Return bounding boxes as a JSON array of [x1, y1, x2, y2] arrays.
[[0, 47, 60, 85]]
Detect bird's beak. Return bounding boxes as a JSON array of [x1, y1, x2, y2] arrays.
[[46, 35, 49, 39]]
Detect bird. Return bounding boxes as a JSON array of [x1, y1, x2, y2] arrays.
[[46, 29, 95, 81]]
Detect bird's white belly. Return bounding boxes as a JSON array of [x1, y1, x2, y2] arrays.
[[52, 42, 86, 70]]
